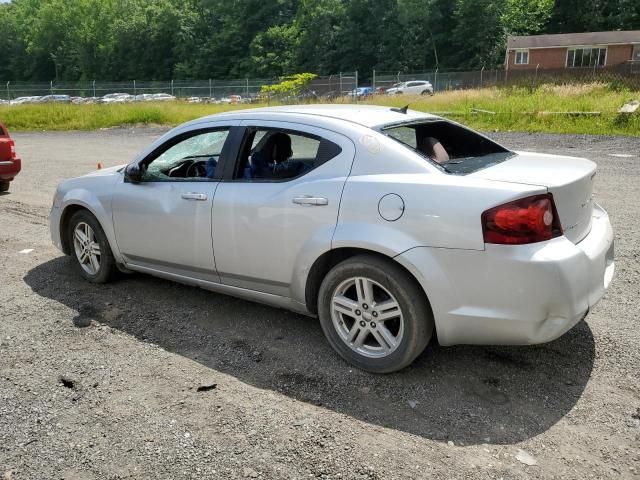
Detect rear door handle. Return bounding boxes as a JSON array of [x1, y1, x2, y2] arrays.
[[292, 196, 329, 206], [181, 192, 208, 201]]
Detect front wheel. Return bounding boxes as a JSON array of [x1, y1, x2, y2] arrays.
[[318, 255, 433, 373], [0, 181, 9, 192], [68, 210, 117, 283]]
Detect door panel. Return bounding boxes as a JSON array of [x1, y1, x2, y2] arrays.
[[113, 181, 220, 282], [212, 122, 355, 297]]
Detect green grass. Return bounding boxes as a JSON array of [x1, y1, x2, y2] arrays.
[[0, 102, 256, 131], [361, 84, 640, 136], [1, 84, 638, 135]]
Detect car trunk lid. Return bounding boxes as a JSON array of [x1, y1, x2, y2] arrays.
[[470, 151, 596, 244]]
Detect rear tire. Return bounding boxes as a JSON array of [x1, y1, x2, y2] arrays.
[[317, 255, 433, 373], [67, 210, 117, 283], [0, 181, 9, 192]]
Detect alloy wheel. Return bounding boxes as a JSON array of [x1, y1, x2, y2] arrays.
[[330, 277, 405, 358], [72, 222, 101, 275]]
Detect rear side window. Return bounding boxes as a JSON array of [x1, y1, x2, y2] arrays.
[[382, 120, 513, 175], [234, 128, 342, 182]]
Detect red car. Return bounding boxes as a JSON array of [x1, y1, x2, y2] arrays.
[[0, 123, 21, 192]]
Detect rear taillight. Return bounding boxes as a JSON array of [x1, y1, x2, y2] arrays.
[[482, 193, 563, 245], [9, 140, 16, 159]]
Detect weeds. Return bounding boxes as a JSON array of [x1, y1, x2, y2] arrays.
[[1, 84, 638, 135]]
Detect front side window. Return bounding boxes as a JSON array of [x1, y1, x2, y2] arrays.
[[233, 128, 342, 181], [515, 50, 529, 65], [567, 47, 606, 67], [141, 129, 230, 181]]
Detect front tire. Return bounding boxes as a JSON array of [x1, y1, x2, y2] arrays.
[[318, 255, 433, 373], [68, 210, 117, 283], [0, 181, 9, 192]]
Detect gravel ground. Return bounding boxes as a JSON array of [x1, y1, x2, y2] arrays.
[[1, 129, 639, 479]]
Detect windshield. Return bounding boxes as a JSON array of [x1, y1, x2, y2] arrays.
[[381, 120, 514, 175]]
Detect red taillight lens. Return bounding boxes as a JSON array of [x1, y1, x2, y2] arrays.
[[9, 140, 16, 159], [482, 193, 563, 245]]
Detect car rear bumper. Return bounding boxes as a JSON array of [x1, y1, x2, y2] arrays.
[[0, 158, 21, 180], [397, 203, 614, 346]]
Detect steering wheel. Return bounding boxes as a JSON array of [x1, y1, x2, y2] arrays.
[[186, 160, 207, 178]]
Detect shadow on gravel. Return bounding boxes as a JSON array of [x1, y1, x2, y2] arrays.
[[25, 256, 595, 446]]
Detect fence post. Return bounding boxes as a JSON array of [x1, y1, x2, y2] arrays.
[[480, 66, 484, 89], [6, 81, 10, 101], [133, 80, 136, 97], [354, 70, 358, 102], [171, 79, 174, 97], [339, 72, 342, 96], [246, 78, 249, 98], [372, 69, 376, 91], [535, 64, 539, 87], [92, 80, 96, 98], [209, 79, 212, 99], [50, 80, 53, 94], [434, 68, 438, 92]]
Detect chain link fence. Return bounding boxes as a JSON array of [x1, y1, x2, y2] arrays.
[[0, 72, 359, 103], [373, 62, 640, 92], [1, 65, 638, 103]]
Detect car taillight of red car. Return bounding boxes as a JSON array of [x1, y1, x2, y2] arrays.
[[482, 193, 563, 245], [0, 123, 22, 192]]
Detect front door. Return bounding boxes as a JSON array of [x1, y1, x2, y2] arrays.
[[212, 121, 355, 297], [112, 126, 233, 282]]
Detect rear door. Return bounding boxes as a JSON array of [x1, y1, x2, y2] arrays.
[[212, 120, 355, 297]]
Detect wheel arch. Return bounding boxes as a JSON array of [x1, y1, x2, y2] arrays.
[[59, 202, 115, 259], [60, 204, 89, 254], [304, 247, 432, 317]]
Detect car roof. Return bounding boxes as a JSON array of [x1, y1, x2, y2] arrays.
[[201, 104, 439, 129]]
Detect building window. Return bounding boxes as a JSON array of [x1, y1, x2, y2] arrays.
[[515, 50, 529, 65], [567, 47, 607, 67]]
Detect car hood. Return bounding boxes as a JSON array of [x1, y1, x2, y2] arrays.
[[82, 164, 127, 177]]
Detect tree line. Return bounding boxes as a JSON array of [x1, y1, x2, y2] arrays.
[[0, 0, 638, 82]]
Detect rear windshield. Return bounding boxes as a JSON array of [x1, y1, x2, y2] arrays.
[[381, 120, 514, 175]]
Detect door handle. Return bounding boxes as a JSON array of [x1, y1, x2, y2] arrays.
[[181, 192, 208, 201], [292, 196, 329, 206]]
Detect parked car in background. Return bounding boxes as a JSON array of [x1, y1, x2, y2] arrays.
[[50, 105, 614, 373], [34, 94, 71, 104], [133, 93, 176, 102], [387, 80, 434, 95], [353, 86, 373, 98], [100, 93, 135, 104], [10, 96, 42, 105], [0, 123, 21, 192]]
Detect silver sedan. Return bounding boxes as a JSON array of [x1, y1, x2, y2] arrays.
[[50, 105, 614, 372]]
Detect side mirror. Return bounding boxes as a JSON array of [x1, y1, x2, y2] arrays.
[[124, 163, 143, 183]]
